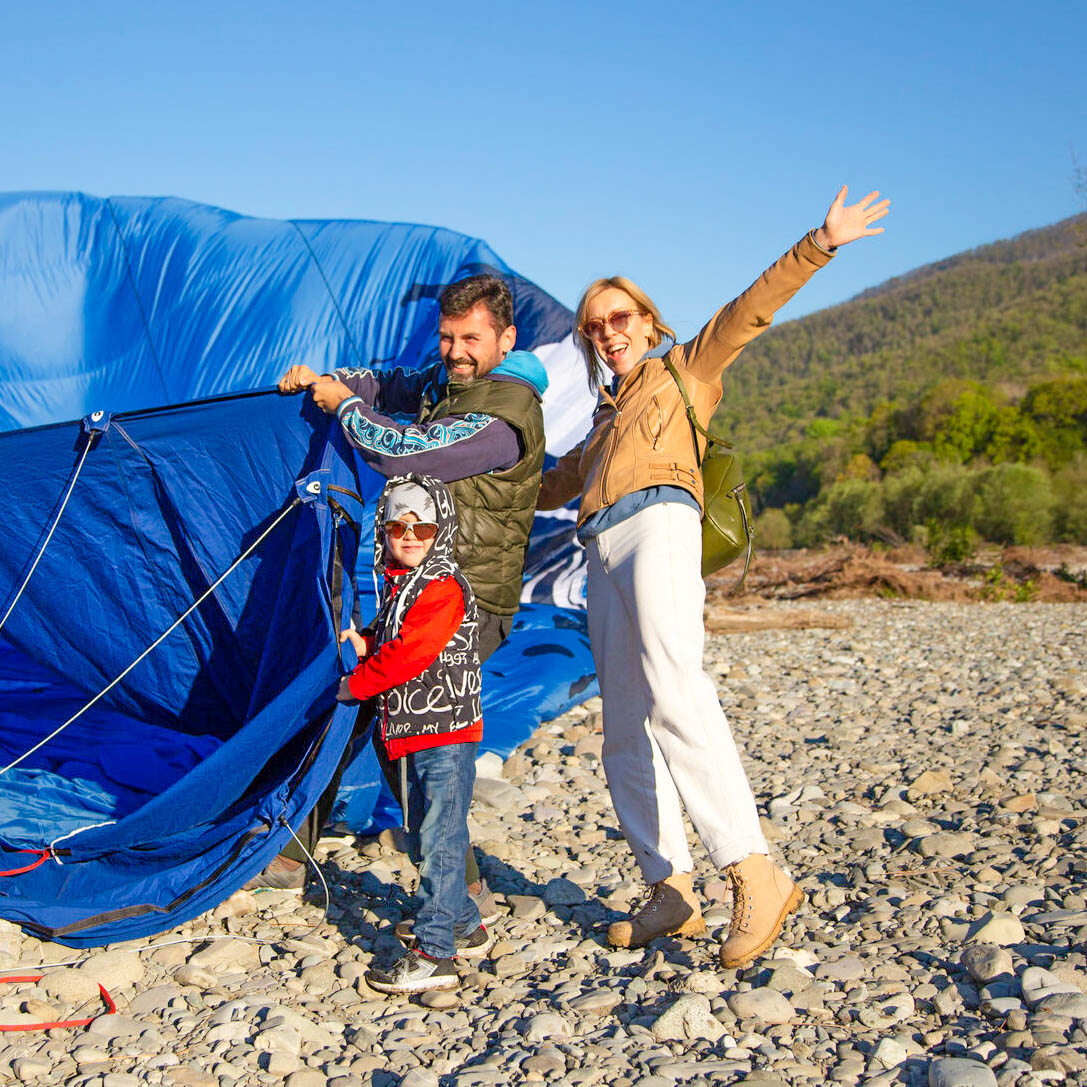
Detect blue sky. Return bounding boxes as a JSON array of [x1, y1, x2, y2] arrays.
[[3, 1, 1084, 339]]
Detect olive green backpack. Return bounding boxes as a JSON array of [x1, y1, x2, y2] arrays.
[[663, 358, 753, 586]]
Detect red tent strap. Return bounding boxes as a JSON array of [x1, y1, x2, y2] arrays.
[[0, 849, 51, 877], [0, 974, 116, 1031]]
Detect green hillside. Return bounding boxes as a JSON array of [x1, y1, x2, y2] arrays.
[[711, 214, 1087, 550]]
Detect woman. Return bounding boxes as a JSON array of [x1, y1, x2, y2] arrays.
[[538, 187, 889, 966]]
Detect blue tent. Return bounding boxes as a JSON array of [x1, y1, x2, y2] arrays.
[[0, 193, 596, 946]]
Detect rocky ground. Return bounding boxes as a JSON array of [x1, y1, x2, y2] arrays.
[[1, 600, 1086, 1087]]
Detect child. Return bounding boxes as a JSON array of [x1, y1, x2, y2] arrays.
[[338, 473, 489, 994]]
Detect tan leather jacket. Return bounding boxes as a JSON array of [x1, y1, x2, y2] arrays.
[[538, 233, 834, 524]]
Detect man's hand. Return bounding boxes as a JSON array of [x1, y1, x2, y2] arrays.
[[278, 365, 333, 393], [311, 379, 354, 414], [814, 186, 890, 250]]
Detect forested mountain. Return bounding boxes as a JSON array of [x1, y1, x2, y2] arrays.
[[710, 214, 1087, 549], [716, 214, 1087, 450]]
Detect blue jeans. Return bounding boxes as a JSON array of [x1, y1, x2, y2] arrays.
[[404, 741, 480, 958]]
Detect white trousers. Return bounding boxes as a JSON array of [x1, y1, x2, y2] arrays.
[[586, 502, 768, 884]]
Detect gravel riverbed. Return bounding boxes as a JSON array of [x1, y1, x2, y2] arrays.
[[2, 600, 1085, 1087]]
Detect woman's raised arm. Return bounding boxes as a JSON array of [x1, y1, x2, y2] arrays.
[[677, 186, 890, 384]]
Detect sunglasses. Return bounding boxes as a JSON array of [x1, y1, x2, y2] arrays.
[[383, 520, 438, 541], [579, 309, 645, 341]]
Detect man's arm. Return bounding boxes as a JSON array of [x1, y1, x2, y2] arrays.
[[336, 399, 522, 482], [537, 439, 587, 510], [278, 362, 436, 414], [335, 364, 436, 414]]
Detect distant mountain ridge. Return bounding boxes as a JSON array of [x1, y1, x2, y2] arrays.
[[715, 213, 1087, 451]]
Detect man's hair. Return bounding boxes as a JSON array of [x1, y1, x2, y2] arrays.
[[439, 274, 514, 335]]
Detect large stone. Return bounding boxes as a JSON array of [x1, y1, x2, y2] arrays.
[[522, 1047, 566, 1076], [870, 1037, 910, 1069], [568, 989, 623, 1015], [507, 894, 546, 919], [927, 1057, 997, 1087], [919, 832, 976, 859], [652, 993, 727, 1041], [961, 944, 1013, 983], [284, 1071, 326, 1087], [727, 988, 794, 1025], [79, 949, 145, 991], [523, 1012, 571, 1044], [473, 777, 517, 809], [400, 1071, 440, 1087], [173, 964, 218, 989], [187, 938, 261, 971], [1022, 966, 1083, 1008], [40, 968, 102, 1004], [85, 1014, 145, 1040], [859, 991, 916, 1028], [543, 877, 585, 906], [909, 769, 954, 796], [254, 1027, 303, 1055], [1036, 991, 1087, 1019], [966, 912, 1024, 946]]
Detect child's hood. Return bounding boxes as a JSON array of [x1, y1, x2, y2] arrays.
[[373, 473, 460, 574]]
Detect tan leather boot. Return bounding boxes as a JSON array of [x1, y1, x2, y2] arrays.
[[719, 853, 803, 967], [607, 872, 706, 948]]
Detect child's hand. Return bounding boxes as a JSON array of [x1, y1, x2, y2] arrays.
[[340, 628, 370, 656]]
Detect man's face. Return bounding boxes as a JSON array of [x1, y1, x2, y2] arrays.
[[439, 302, 516, 384]]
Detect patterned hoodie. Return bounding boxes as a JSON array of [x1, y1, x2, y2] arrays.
[[343, 473, 482, 759]]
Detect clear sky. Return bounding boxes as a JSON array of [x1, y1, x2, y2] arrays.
[[3, 1, 1085, 340]]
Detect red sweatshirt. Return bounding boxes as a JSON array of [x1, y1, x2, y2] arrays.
[[347, 570, 483, 759]]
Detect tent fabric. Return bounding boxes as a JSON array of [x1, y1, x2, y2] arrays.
[[0, 193, 596, 946]]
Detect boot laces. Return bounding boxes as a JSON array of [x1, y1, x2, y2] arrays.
[[638, 882, 667, 917], [729, 866, 753, 931]]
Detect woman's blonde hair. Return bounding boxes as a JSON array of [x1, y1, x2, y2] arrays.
[[574, 276, 676, 390]]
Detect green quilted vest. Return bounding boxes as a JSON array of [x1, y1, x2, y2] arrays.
[[417, 377, 545, 616]]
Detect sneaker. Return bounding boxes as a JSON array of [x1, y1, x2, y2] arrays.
[[365, 950, 459, 995], [718, 853, 804, 968], [468, 878, 499, 925], [242, 854, 306, 893], [606, 872, 706, 948], [395, 922, 494, 959]]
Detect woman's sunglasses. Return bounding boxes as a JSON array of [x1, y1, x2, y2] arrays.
[[383, 520, 439, 541], [579, 309, 645, 341]]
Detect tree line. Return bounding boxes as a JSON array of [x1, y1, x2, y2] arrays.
[[710, 213, 1087, 551]]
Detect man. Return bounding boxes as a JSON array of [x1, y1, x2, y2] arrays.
[[258, 274, 547, 902]]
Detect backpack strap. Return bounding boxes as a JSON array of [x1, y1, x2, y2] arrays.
[[662, 357, 733, 466]]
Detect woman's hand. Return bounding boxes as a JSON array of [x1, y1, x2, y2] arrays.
[[813, 186, 890, 250]]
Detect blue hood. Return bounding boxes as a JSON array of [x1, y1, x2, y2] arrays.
[[492, 350, 549, 397]]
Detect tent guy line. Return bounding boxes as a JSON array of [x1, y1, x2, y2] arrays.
[[0, 494, 303, 782], [0, 429, 95, 636]]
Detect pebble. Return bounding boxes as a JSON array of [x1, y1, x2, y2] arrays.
[[4, 600, 1082, 1087]]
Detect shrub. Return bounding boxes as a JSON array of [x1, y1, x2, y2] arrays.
[[794, 479, 883, 545], [972, 463, 1054, 544], [1052, 456, 1087, 543], [925, 520, 977, 566], [754, 508, 793, 550]]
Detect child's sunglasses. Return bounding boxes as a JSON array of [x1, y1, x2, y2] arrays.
[[383, 519, 439, 541]]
